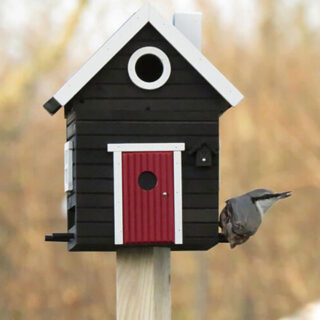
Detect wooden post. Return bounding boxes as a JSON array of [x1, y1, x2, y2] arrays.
[[194, 252, 209, 320], [117, 247, 171, 320]]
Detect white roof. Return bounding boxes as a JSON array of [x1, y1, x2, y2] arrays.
[[46, 3, 243, 113]]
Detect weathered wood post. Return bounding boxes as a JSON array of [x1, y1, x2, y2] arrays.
[[117, 247, 171, 320]]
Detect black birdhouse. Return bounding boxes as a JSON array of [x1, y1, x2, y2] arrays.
[[44, 4, 243, 251]]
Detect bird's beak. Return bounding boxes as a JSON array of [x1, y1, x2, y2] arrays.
[[279, 191, 292, 199]]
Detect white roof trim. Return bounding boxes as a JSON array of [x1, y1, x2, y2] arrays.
[[50, 3, 243, 110]]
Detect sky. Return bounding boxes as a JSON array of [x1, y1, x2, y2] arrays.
[[1, 0, 319, 64]]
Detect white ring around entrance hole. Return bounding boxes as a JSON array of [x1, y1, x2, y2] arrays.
[[127, 47, 171, 90]]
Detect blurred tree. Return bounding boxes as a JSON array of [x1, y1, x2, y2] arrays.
[[0, 0, 320, 319], [0, 0, 88, 136]]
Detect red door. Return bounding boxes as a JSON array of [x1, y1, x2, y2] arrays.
[[122, 151, 175, 244]]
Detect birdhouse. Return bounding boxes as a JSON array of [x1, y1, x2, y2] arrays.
[[44, 4, 243, 251]]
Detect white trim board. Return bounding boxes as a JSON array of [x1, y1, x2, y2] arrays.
[[113, 151, 123, 245], [45, 3, 243, 114], [173, 151, 183, 244], [108, 143, 185, 152]]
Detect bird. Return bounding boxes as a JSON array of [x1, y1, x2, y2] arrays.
[[219, 189, 291, 249]]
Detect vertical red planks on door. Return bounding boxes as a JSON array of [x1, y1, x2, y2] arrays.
[[122, 151, 175, 244]]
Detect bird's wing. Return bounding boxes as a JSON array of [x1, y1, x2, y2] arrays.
[[219, 202, 231, 228], [220, 201, 251, 236], [228, 195, 262, 235], [232, 221, 255, 237]]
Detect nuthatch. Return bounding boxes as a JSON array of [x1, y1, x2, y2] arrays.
[[219, 189, 291, 249]]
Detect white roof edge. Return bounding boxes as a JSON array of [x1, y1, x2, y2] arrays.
[[52, 2, 243, 109], [149, 6, 243, 106], [53, 3, 150, 106]]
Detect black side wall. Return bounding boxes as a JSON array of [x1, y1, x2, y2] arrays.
[[65, 24, 231, 251]]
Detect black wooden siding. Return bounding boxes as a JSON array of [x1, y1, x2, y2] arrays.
[[65, 23, 230, 251]]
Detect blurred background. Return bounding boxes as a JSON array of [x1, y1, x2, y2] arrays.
[[0, 0, 319, 319]]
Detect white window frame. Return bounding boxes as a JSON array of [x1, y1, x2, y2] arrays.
[[108, 143, 185, 245], [127, 47, 171, 90], [64, 141, 73, 192]]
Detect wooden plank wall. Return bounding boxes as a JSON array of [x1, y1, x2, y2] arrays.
[[66, 24, 230, 251]]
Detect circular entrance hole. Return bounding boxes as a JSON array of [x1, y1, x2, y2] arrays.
[[128, 47, 171, 90], [135, 54, 164, 82], [138, 171, 157, 190]]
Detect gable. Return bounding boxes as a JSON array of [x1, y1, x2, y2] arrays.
[[44, 3, 243, 115], [70, 23, 228, 113]]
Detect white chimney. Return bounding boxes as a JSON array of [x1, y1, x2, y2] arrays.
[[173, 12, 202, 50]]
